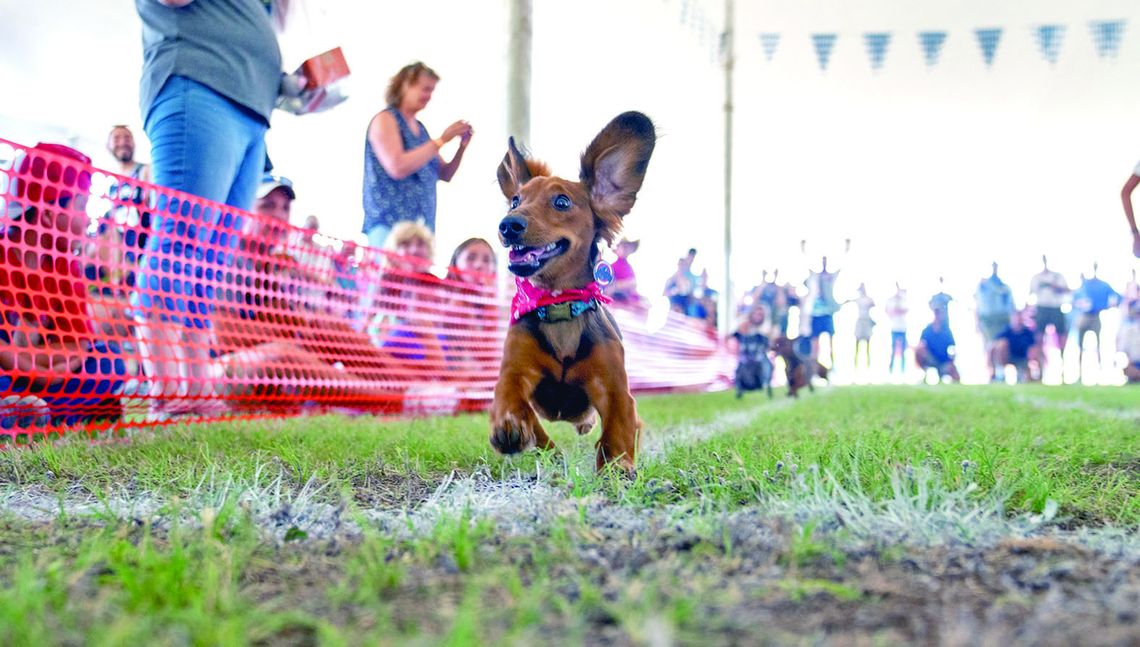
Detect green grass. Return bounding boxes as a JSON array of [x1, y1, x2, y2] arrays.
[[622, 386, 1139, 524], [0, 385, 1136, 522], [0, 388, 764, 496], [0, 385, 1136, 644]]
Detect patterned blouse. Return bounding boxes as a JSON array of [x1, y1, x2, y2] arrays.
[[362, 106, 440, 234]]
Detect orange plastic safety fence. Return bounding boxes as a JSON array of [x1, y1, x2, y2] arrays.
[[0, 139, 732, 441]]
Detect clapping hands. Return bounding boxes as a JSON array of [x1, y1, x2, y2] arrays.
[[441, 120, 474, 146]]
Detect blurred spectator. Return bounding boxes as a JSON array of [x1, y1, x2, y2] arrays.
[[1028, 254, 1071, 372], [444, 238, 501, 406], [885, 283, 908, 375], [362, 61, 473, 247], [329, 240, 360, 321], [1, 144, 126, 427], [729, 305, 773, 399], [290, 214, 331, 275], [851, 282, 875, 370], [915, 306, 959, 383], [928, 276, 953, 322], [608, 238, 644, 307], [447, 237, 497, 288], [992, 310, 1041, 383], [1072, 263, 1121, 381], [253, 174, 295, 222], [974, 262, 1015, 381], [761, 270, 795, 337], [801, 239, 848, 368], [1120, 161, 1140, 257], [367, 221, 445, 365], [664, 258, 694, 314], [1118, 270, 1140, 383], [693, 269, 719, 328], [106, 124, 151, 184], [682, 248, 699, 287], [211, 176, 398, 411]]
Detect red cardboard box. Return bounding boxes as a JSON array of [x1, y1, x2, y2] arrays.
[[301, 47, 350, 90]]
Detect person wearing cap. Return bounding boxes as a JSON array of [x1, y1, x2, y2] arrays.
[[254, 174, 295, 223], [609, 238, 644, 307], [208, 175, 406, 413]]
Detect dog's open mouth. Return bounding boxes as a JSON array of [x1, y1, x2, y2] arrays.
[[506, 239, 568, 276]]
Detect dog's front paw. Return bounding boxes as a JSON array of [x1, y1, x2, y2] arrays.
[[489, 410, 551, 455]]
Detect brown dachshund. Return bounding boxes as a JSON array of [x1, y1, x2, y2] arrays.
[[770, 336, 829, 398], [490, 111, 656, 472]]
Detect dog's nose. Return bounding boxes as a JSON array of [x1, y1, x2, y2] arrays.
[[498, 215, 527, 241]]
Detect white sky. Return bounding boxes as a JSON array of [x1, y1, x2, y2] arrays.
[[2, 0, 1138, 383]]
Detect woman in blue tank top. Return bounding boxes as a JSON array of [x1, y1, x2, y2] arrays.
[[362, 61, 474, 248]]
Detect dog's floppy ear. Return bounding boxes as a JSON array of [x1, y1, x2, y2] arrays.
[[580, 111, 656, 239], [497, 136, 532, 200]]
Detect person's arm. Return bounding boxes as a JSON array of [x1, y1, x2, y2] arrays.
[[438, 129, 473, 182], [367, 113, 465, 180], [1123, 174, 1140, 257]]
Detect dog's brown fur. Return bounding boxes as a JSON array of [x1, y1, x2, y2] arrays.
[[770, 336, 829, 398], [490, 112, 655, 472]]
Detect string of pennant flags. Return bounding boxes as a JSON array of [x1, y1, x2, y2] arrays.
[[756, 20, 1127, 72], [671, 0, 1127, 71]]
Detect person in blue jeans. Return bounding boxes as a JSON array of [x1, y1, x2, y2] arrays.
[[137, 0, 289, 210], [134, 0, 293, 418], [1072, 263, 1121, 382]]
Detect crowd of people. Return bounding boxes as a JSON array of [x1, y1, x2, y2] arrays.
[[726, 251, 1140, 393]]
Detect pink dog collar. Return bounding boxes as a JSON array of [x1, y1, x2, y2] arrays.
[[511, 277, 612, 324]]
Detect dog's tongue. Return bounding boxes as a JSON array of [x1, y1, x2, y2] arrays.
[[509, 246, 541, 264]]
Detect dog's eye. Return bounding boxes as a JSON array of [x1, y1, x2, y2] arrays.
[[510, 195, 520, 209], [552, 194, 572, 211]]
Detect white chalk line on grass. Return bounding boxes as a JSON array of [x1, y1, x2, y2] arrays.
[[1012, 393, 1140, 421], [2, 388, 1137, 561], [0, 395, 800, 541]]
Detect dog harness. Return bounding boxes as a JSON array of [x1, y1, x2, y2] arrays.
[[511, 277, 612, 324]]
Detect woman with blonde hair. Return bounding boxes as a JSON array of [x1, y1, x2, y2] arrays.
[[362, 62, 474, 248], [365, 222, 445, 368]]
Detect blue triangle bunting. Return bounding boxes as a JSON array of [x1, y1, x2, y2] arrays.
[[917, 31, 947, 68], [863, 32, 891, 71], [1089, 19, 1126, 58], [759, 32, 781, 62], [811, 33, 838, 71], [974, 28, 1003, 67], [1034, 25, 1065, 65]]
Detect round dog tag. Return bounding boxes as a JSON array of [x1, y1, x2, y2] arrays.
[[593, 260, 614, 286]]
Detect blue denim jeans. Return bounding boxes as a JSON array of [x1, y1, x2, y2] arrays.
[[144, 75, 268, 210], [138, 76, 262, 331]]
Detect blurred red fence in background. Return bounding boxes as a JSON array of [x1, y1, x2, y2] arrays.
[[0, 139, 731, 441]]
